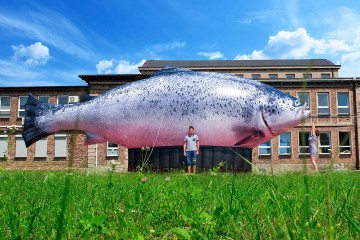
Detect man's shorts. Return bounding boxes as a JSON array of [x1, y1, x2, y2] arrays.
[[186, 150, 197, 166]]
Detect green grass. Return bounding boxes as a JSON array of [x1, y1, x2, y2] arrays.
[[0, 171, 359, 239]]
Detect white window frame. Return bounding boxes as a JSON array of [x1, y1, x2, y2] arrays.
[[286, 74, 295, 79], [319, 131, 331, 155], [15, 135, 27, 158], [0, 96, 11, 118], [339, 132, 351, 154], [251, 74, 261, 79], [337, 92, 350, 115], [299, 132, 310, 155], [279, 132, 291, 155], [18, 96, 28, 118], [269, 74, 278, 79], [57, 95, 69, 105], [259, 141, 271, 156], [38, 96, 50, 103], [0, 135, 8, 159], [107, 142, 119, 157], [297, 92, 310, 110], [317, 92, 330, 115], [55, 134, 67, 158]]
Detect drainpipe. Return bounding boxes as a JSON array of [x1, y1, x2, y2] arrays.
[[352, 79, 359, 170], [95, 144, 98, 168]]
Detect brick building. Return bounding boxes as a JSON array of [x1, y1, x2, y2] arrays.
[[0, 59, 359, 171]]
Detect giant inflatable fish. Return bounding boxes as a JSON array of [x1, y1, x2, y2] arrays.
[[23, 66, 310, 148]]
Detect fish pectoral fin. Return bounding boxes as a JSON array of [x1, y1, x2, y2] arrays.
[[234, 130, 266, 146], [84, 131, 106, 145]]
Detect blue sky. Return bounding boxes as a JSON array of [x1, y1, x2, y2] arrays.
[[1, 0, 360, 86]]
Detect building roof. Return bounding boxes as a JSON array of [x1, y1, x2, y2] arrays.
[[140, 59, 339, 69]]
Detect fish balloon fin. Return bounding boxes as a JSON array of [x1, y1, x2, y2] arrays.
[[234, 130, 266, 146], [79, 94, 97, 103], [151, 66, 192, 77], [22, 94, 54, 148], [84, 131, 106, 145]]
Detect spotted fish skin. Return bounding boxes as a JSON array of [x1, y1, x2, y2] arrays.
[[22, 66, 310, 148]]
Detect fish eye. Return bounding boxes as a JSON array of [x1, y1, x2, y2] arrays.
[[293, 99, 301, 107]]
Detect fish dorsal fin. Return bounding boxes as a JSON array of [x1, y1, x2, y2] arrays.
[[151, 66, 192, 77]]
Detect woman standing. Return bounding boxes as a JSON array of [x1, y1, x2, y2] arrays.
[[308, 121, 320, 171]]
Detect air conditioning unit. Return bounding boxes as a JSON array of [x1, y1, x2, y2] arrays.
[[69, 96, 79, 103]]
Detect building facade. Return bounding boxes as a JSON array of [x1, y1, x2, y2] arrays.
[[0, 59, 359, 171]]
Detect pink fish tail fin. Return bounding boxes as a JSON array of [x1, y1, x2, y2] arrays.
[[22, 94, 55, 148]]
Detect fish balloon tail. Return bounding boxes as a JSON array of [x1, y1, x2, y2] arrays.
[[22, 94, 55, 147]]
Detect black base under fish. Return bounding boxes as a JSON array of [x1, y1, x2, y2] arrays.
[[128, 146, 252, 172]]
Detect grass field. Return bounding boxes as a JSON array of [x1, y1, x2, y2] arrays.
[[0, 170, 359, 239]]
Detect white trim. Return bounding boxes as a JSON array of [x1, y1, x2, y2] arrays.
[[336, 92, 350, 115], [278, 132, 292, 155], [317, 92, 330, 115]]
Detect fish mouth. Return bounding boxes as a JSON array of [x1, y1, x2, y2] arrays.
[[261, 110, 275, 137]]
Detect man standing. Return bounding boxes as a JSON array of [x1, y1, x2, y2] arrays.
[[184, 126, 200, 173]]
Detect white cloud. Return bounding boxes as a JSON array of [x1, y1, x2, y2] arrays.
[[197, 51, 224, 60], [149, 41, 186, 52], [12, 42, 50, 65], [0, 7, 97, 60], [238, 10, 276, 24], [96, 59, 146, 74], [96, 59, 113, 74], [235, 50, 268, 60]]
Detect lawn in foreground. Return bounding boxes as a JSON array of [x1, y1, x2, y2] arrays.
[[0, 171, 359, 239]]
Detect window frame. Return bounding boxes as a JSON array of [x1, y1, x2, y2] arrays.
[[337, 92, 350, 115], [18, 96, 28, 118], [317, 92, 330, 115], [321, 74, 330, 78], [279, 132, 291, 155], [38, 96, 50, 103], [0, 96, 11, 118], [269, 74, 278, 79], [57, 95, 69, 105], [286, 74, 295, 79], [107, 142, 119, 157], [339, 132, 351, 154], [319, 131, 332, 155], [298, 132, 310, 155], [303, 74, 312, 78], [259, 140, 271, 156], [251, 74, 261, 79], [297, 92, 310, 110]]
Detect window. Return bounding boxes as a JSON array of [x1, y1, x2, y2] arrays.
[[321, 74, 330, 78], [269, 74, 278, 79], [0, 96, 11, 118], [55, 134, 67, 157], [237, 74, 244, 78], [38, 96, 50, 103], [18, 96, 28, 118], [299, 132, 310, 155], [15, 135, 27, 158], [35, 138, 47, 158], [317, 93, 330, 115], [279, 132, 291, 155], [319, 132, 331, 154], [297, 92, 310, 109], [286, 74, 295, 79], [107, 142, 119, 156], [57, 95, 69, 105], [259, 141, 271, 155], [339, 132, 351, 154], [0, 135, 8, 159], [337, 92, 350, 115], [303, 74, 312, 78], [251, 74, 260, 79]]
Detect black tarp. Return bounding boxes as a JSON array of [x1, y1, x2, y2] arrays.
[[128, 146, 252, 172]]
